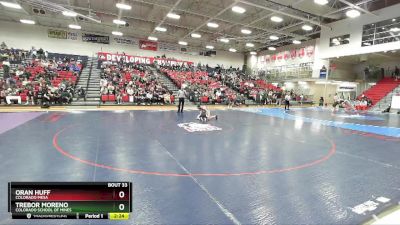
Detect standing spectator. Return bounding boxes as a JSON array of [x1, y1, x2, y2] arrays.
[[395, 66, 400, 81], [0, 89, 5, 104], [299, 94, 304, 105], [284, 92, 291, 110], [319, 97, 324, 107], [116, 91, 122, 105], [177, 88, 186, 113]]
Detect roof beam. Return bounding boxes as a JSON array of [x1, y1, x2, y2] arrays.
[[180, 0, 241, 39], [326, 0, 377, 16], [239, 0, 331, 29], [336, 0, 378, 16], [150, 0, 183, 35], [129, 0, 307, 41]]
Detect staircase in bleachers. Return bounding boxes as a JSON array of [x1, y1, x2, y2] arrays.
[[72, 58, 100, 105], [85, 66, 101, 104], [362, 77, 400, 110], [153, 67, 192, 105]]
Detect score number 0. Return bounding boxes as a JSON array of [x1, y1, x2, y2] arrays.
[[119, 191, 125, 210]]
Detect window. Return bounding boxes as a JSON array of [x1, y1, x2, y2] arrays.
[[362, 17, 400, 47], [329, 34, 350, 47]]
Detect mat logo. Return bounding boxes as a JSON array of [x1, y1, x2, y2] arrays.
[[178, 123, 222, 132], [350, 196, 390, 215]]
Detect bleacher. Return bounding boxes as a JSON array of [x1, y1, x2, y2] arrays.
[[161, 68, 238, 104], [0, 48, 88, 105], [360, 77, 400, 108]]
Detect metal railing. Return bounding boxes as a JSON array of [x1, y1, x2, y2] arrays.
[[84, 61, 93, 102]]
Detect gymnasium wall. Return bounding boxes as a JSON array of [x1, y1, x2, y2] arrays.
[[0, 20, 244, 67], [319, 3, 400, 59]]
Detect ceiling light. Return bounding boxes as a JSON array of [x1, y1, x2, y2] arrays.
[[268, 47, 276, 51], [302, 24, 313, 31], [346, 9, 360, 18], [269, 35, 279, 40], [155, 26, 167, 32], [68, 24, 81, 29], [219, 38, 229, 43], [112, 31, 123, 36], [20, 19, 35, 24], [113, 19, 126, 25], [232, 6, 246, 14], [62, 11, 77, 17], [178, 41, 187, 46], [246, 43, 254, 47], [250, 51, 257, 55], [229, 48, 237, 52], [390, 27, 400, 32], [241, 29, 252, 34], [314, 0, 329, 5], [206, 45, 214, 49], [207, 22, 219, 28], [0, 1, 21, 9], [191, 33, 201, 38], [293, 40, 301, 44], [116, 3, 131, 10], [270, 16, 283, 23], [167, 13, 180, 19], [148, 36, 158, 41]]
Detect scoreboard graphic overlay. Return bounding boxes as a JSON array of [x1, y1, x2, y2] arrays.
[[8, 182, 132, 220]]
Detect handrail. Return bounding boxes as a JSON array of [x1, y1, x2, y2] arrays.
[[84, 61, 93, 102]]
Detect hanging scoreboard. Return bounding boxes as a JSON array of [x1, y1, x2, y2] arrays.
[[8, 182, 132, 220]]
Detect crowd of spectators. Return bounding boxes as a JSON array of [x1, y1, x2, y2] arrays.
[[219, 69, 314, 105], [1, 43, 48, 63], [160, 63, 245, 106], [160, 63, 310, 106], [0, 44, 83, 105], [99, 62, 174, 105]]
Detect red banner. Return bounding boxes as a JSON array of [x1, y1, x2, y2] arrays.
[[262, 46, 314, 63], [139, 40, 158, 51], [97, 52, 194, 66]]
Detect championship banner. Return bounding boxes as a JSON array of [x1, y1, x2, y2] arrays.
[[139, 40, 157, 51], [97, 52, 193, 66], [114, 37, 138, 46], [82, 33, 110, 44], [258, 45, 315, 67], [48, 29, 67, 39]]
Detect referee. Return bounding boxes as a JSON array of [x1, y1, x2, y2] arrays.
[[177, 88, 186, 113], [284, 92, 291, 110]]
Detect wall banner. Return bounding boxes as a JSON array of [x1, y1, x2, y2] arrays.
[[82, 33, 110, 44], [48, 29, 78, 40], [139, 40, 158, 51], [258, 45, 315, 68], [67, 32, 78, 40], [114, 37, 138, 46], [97, 52, 193, 66], [48, 29, 67, 39], [159, 42, 179, 52]]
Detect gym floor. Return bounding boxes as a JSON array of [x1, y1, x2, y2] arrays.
[[0, 107, 399, 225]]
